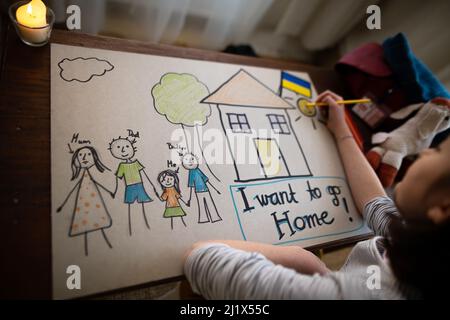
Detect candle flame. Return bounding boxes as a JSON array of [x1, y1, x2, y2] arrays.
[[27, 3, 33, 15]]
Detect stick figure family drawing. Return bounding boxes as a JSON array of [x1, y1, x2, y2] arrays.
[[57, 135, 222, 256]]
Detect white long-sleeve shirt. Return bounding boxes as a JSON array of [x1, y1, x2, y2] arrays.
[[184, 197, 420, 299]]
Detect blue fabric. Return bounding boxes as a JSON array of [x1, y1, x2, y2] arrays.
[[124, 183, 152, 203], [382, 33, 450, 103], [188, 168, 209, 193]]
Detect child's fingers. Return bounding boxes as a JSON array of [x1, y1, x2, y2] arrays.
[[319, 96, 343, 119], [316, 90, 343, 103], [315, 90, 332, 102], [324, 90, 343, 101], [319, 105, 329, 118], [325, 96, 346, 122], [324, 96, 341, 108], [317, 92, 342, 103]]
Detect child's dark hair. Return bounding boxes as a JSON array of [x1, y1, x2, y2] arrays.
[[71, 146, 109, 180], [387, 218, 450, 299], [158, 169, 181, 194], [387, 174, 450, 299]]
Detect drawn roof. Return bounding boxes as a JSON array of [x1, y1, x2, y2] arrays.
[[201, 69, 294, 109]]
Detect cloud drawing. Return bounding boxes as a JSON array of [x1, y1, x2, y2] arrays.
[[58, 57, 114, 83]]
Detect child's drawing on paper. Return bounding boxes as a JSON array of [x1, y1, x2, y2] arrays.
[[202, 69, 312, 182], [151, 73, 220, 182], [56, 146, 113, 256], [50, 42, 377, 301], [157, 169, 189, 230], [182, 153, 222, 224], [109, 135, 158, 236]]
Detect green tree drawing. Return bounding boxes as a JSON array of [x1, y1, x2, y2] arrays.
[[152, 73, 219, 181]]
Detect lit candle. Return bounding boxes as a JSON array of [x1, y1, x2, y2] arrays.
[[16, 0, 47, 27], [14, 0, 52, 45]]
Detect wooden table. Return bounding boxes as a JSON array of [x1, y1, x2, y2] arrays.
[[0, 15, 362, 299]]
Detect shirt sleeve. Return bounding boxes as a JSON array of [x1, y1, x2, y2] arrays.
[[136, 160, 144, 171], [200, 170, 209, 183], [161, 190, 168, 201], [184, 244, 341, 300], [115, 164, 124, 178], [363, 196, 401, 238]]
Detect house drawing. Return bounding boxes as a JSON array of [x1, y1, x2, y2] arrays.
[[201, 69, 312, 182]]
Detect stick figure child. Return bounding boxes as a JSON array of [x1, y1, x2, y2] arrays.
[[56, 146, 114, 256], [157, 169, 189, 230], [182, 153, 222, 224], [109, 136, 158, 236]]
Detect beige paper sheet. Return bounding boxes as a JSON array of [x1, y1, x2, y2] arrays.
[[51, 43, 370, 299]]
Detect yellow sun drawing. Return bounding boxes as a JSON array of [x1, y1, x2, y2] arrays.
[[295, 99, 320, 129]]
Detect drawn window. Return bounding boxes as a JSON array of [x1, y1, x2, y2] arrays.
[[227, 113, 251, 133], [267, 114, 290, 134]]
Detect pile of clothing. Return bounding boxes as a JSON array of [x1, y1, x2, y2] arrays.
[[336, 33, 450, 187]]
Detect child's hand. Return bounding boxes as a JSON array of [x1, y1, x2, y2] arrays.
[[316, 90, 349, 137]]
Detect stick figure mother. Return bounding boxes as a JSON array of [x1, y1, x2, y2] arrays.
[[57, 146, 114, 256]]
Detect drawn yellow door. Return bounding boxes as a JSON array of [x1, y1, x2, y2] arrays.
[[254, 138, 289, 178]]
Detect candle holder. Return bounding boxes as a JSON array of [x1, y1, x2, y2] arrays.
[[8, 1, 55, 47]]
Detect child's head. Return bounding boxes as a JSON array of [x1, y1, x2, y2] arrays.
[[389, 137, 450, 298], [182, 153, 199, 170], [108, 137, 136, 160], [158, 169, 180, 193], [394, 137, 450, 223], [71, 146, 108, 180]]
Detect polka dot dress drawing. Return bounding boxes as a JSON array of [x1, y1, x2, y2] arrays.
[[70, 171, 112, 236], [57, 146, 114, 256]]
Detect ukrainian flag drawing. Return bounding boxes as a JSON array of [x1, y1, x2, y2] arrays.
[[281, 71, 312, 98]]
